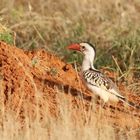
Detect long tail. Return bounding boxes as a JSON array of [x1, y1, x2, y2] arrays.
[[118, 96, 140, 110]]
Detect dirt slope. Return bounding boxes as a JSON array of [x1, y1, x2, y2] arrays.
[[0, 41, 140, 131]]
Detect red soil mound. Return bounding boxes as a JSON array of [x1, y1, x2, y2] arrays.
[[0, 41, 89, 119], [0, 41, 140, 130]]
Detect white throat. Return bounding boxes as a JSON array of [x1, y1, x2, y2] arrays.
[[82, 53, 95, 71]]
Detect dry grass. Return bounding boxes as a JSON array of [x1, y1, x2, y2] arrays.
[[0, 0, 140, 45], [0, 87, 140, 140], [0, 0, 140, 140], [0, 88, 137, 140]]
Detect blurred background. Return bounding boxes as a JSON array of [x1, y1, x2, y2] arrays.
[[0, 1, 140, 139], [0, 0, 140, 80]]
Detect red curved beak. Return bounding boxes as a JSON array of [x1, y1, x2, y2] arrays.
[[67, 43, 81, 51]]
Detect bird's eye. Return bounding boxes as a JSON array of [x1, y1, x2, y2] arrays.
[[81, 46, 85, 50]]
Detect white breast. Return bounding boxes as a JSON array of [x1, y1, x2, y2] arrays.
[[86, 82, 119, 103]]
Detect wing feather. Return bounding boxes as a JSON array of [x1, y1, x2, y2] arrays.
[[83, 69, 125, 99]]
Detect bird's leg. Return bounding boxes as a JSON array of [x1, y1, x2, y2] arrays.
[[102, 101, 106, 108], [97, 96, 107, 108], [101, 96, 109, 109]]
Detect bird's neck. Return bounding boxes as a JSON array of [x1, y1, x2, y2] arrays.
[[82, 54, 95, 71]]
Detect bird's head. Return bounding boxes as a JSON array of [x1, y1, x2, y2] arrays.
[[67, 42, 96, 70], [67, 42, 96, 57]]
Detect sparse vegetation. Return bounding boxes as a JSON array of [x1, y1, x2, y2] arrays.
[[0, 0, 140, 140], [0, 24, 14, 44]]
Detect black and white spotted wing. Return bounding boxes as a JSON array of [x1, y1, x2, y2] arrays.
[[83, 68, 125, 99]]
